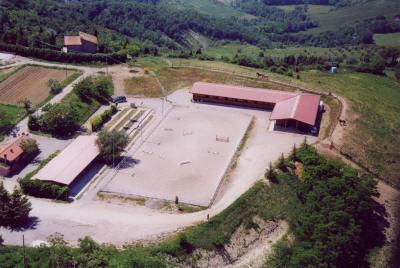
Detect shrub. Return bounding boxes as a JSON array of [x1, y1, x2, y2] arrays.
[[91, 105, 117, 132], [91, 115, 103, 132], [19, 151, 69, 200], [41, 103, 53, 112], [47, 79, 63, 95], [20, 138, 40, 155], [28, 115, 41, 131]]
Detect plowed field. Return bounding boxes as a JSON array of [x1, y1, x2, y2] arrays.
[[0, 65, 76, 105]]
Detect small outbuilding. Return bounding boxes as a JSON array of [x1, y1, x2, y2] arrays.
[[0, 135, 35, 176], [64, 32, 98, 54]]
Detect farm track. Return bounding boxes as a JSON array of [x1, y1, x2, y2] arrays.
[[0, 66, 74, 105]]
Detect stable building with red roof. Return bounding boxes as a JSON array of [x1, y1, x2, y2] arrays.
[[191, 82, 322, 132]]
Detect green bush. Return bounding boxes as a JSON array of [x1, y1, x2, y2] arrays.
[[19, 151, 69, 200], [91, 105, 117, 132], [91, 115, 103, 132], [47, 79, 63, 95]]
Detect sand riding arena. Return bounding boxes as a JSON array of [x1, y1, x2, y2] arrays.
[[103, 105, 253, 207]]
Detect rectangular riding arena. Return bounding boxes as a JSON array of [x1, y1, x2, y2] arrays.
[[0, 65, 77, 105], [103, 106, 252, 207]]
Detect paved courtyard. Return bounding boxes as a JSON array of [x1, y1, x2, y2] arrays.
[[104, 106, 252, 206]]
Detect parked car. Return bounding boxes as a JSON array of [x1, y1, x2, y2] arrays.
[[112, 96, 127, 104], [310, 126, 318, 135]]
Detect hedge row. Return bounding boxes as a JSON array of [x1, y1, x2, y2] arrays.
[[19, 151, 69, 200], [0, 43, 127, 64], [91, 105, 117, 132]]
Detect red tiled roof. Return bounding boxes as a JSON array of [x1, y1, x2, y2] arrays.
[[79, 32, 98, 45], [191, 82, 298, 104], [64, 32, 98, 46], [0, 137, 27, 162], [64, 36, 82, 46], [270, 94, 321, 125], [191, 82, 321, 126]]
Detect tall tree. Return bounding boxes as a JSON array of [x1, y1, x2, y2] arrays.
[[96, 129, 128, 165], [8, 187, 31, 225], [0, 182, 10, 226]]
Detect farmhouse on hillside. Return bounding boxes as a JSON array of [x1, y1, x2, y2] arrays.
[[63, 32, 98, 53], [191, 82, 322, 132], [35, 135, 99, 187]]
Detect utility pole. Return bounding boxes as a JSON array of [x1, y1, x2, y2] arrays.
[[112, 132, 115, 168], [22, 235, 26, 268]]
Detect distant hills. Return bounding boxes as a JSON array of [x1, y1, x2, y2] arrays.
[[0, 0, 399, 52]]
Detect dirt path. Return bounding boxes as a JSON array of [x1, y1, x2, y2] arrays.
[[106, 64, 143, 96]]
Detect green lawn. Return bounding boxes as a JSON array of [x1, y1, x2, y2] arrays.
[[299, 70, 400, 188], [0, 104, 25, 139], [307, 0, 400, 34], [204, 43, 262, 59], [374, 33, 400, 47]]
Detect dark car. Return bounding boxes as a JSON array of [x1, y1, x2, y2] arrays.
[[112, 96, 127, 104]]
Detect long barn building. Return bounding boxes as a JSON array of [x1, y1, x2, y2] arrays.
[[191, 82, 321, 131]]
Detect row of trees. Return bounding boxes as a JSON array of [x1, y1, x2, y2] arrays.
[[0, 42, 127, 64], [225, 46, 400, 76], [28, 76, 113, 137], [0, 182, 31, 228]]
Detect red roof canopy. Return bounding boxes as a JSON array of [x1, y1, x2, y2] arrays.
[[270, 94, 321, 125], [64, 36, 82, 46], [191, 82, 297, 103], [64, 32, 98, 46], [191, 82, 320, 126], [0, 136, 28, 162]]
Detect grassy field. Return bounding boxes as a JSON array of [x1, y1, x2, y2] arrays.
[[165, 0, 251, 18], [124, 76, 163, 97], [157, 66, 297, 93], [374, 33, 400, 47], [0, 65, 78, 106], [204, 44, 373, 61], [306, 0, 400, 34], [204, 43, 262, 59], [273, 4, 332, 15], [298, 70, 400, 187], [0, 104, 25, 140]]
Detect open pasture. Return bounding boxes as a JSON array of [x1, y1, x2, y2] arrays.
[[0, 65, 76, 105], [104, 106, 253, 207]]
